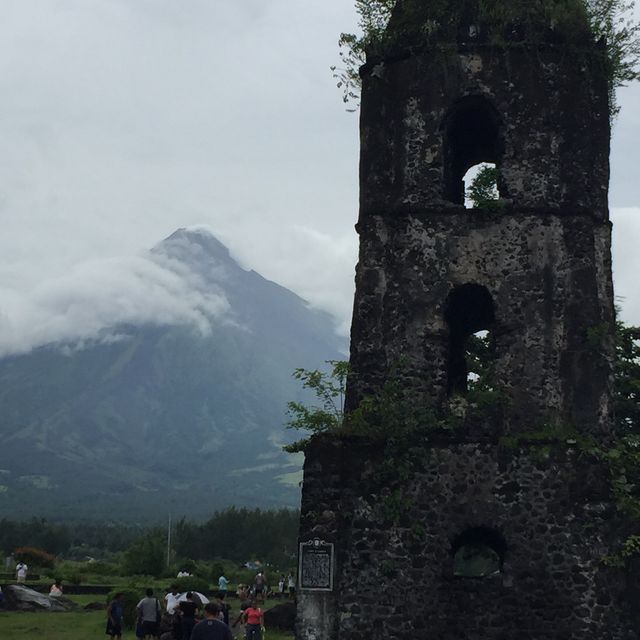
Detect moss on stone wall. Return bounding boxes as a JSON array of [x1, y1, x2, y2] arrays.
[[386, 0, 592, 48]]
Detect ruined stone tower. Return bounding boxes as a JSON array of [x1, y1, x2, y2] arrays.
[[297, 1, 637, 638]]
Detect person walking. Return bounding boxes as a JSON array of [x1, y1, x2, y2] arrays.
[[253, 573, 265, 604], [15, 561, 28, 583], [106, 592, 125, 640], [191, 603, 233, 640], [179, 591, 200, 640], [218, 574, 229, 596], [287, 572, 295, 599], [136, 588, 161, 640], [242, 599, 264, 640]]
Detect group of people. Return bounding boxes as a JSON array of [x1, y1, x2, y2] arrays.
[[239, 571, 295, 604], [106, 583, 266, 640]]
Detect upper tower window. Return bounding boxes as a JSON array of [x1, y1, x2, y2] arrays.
[[443, 96, 502, 205]]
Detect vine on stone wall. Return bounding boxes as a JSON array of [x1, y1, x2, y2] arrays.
[[333, 0, 639, 115]]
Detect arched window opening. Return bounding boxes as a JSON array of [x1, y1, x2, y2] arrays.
[[452, 527, 506, 578], [445, 284, 495, 396], [466, 329, 490, 386], [443, 96, 502, 205], [464, 162, 499, 209]]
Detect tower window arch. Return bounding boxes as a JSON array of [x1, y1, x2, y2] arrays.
[[443, 96, 502, 206], [452, 527, 506, 578], [444, 284, 496, 396]]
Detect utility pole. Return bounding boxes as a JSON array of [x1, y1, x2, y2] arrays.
[[167, 513, 172, 567]]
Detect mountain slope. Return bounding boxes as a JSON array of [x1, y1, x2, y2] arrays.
[[0, 229, 346, 521]]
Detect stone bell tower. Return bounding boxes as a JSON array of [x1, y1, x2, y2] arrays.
[[297, 1, 636, 638]]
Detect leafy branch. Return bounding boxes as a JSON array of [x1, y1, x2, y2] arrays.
[[333, 0, 640, 114]]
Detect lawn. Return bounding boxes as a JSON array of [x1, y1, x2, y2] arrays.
[[0, 595, 294, 640]]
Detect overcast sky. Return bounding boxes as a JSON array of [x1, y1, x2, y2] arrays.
[[0, 1, 638, 356]]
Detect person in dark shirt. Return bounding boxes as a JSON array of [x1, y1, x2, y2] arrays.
[[215, 592, 229, 626], [191, 603, 233, 640], [179, 592, 200, 640]]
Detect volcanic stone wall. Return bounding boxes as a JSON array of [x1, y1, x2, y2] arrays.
[[296, 16, 633, 640], [297, 437, 637, 640], [347, 211, 615, 437]]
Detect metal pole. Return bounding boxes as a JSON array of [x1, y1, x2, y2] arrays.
[[167, 513, 172, 567]]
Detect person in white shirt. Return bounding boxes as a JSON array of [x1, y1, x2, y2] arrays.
[[49, 580, 63, 597], [164, 584, 181, 615], [16, 562, 28, 583]]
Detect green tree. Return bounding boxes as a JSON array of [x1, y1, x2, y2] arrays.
[[122, 532, 165, 577], [283, 360, 349, 452], [614, 319, 640, 432], [466, 165, 499, 209]]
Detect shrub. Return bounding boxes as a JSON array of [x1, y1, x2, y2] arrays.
[[14, 546, 55, 569], [174, 576, 209, 594], [106, 588, 142, 629], [64, 572, 83, 585], [210, 562, 225, 582], [87, 560, 120, 576], [122, 534, 165, 577]]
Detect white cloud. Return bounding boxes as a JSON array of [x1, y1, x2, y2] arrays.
[[0, 253, 229, 357], [0, 0, 637, 356]]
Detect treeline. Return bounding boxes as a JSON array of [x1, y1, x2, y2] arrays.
[[174, 508, 300, 566], [0, 518, 145, 559], [0, 508, 299, 567]]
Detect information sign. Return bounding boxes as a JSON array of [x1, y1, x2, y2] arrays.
[[299, 538, 334, 591]]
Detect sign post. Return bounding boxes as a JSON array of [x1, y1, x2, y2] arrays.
[[298, 538, 334, 591]]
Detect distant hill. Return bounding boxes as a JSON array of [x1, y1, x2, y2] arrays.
[[0, 228, 346, 521]]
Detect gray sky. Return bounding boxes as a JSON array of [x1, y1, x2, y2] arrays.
[[0, 1, 638, 356]]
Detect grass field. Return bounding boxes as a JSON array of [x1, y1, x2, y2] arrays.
[[0, 595, 294, 640]]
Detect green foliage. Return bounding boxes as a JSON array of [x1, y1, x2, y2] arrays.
[[331, 0, 395, 108], [453, 543, 501, 577], [603, 533, 640, 567], [210, 562, 226, 582], [584, 0, 640, 115], [381, 488, 414, 524], [285, 355, 510, 453], [13, 546, 56, 569], [64, 571, 84, 586], [466, 165, 500, 209], [86, 560, 121, 576], [499, 422, 582, 449], [410, 523, 426, 542], [174, 575, 210, 594], [173, 507, 299, 568], [106, 589, 142, 629], [614, 320, 640, 432], [0, 518, 71, 557], [122, 532, 165, 577], [379, 559, 396, 577], [284, 360, 349, 452], [334, 0, 639, 113]]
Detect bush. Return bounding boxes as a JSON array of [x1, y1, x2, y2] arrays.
[[122, 534, 165, 577], [64, 572, 84, 585], [87, 560, 120, 576], [106, 588, 142, 629], [210, 562, 225, 582], [14, 546, 56, 569], [174, 576, 209, 594]]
